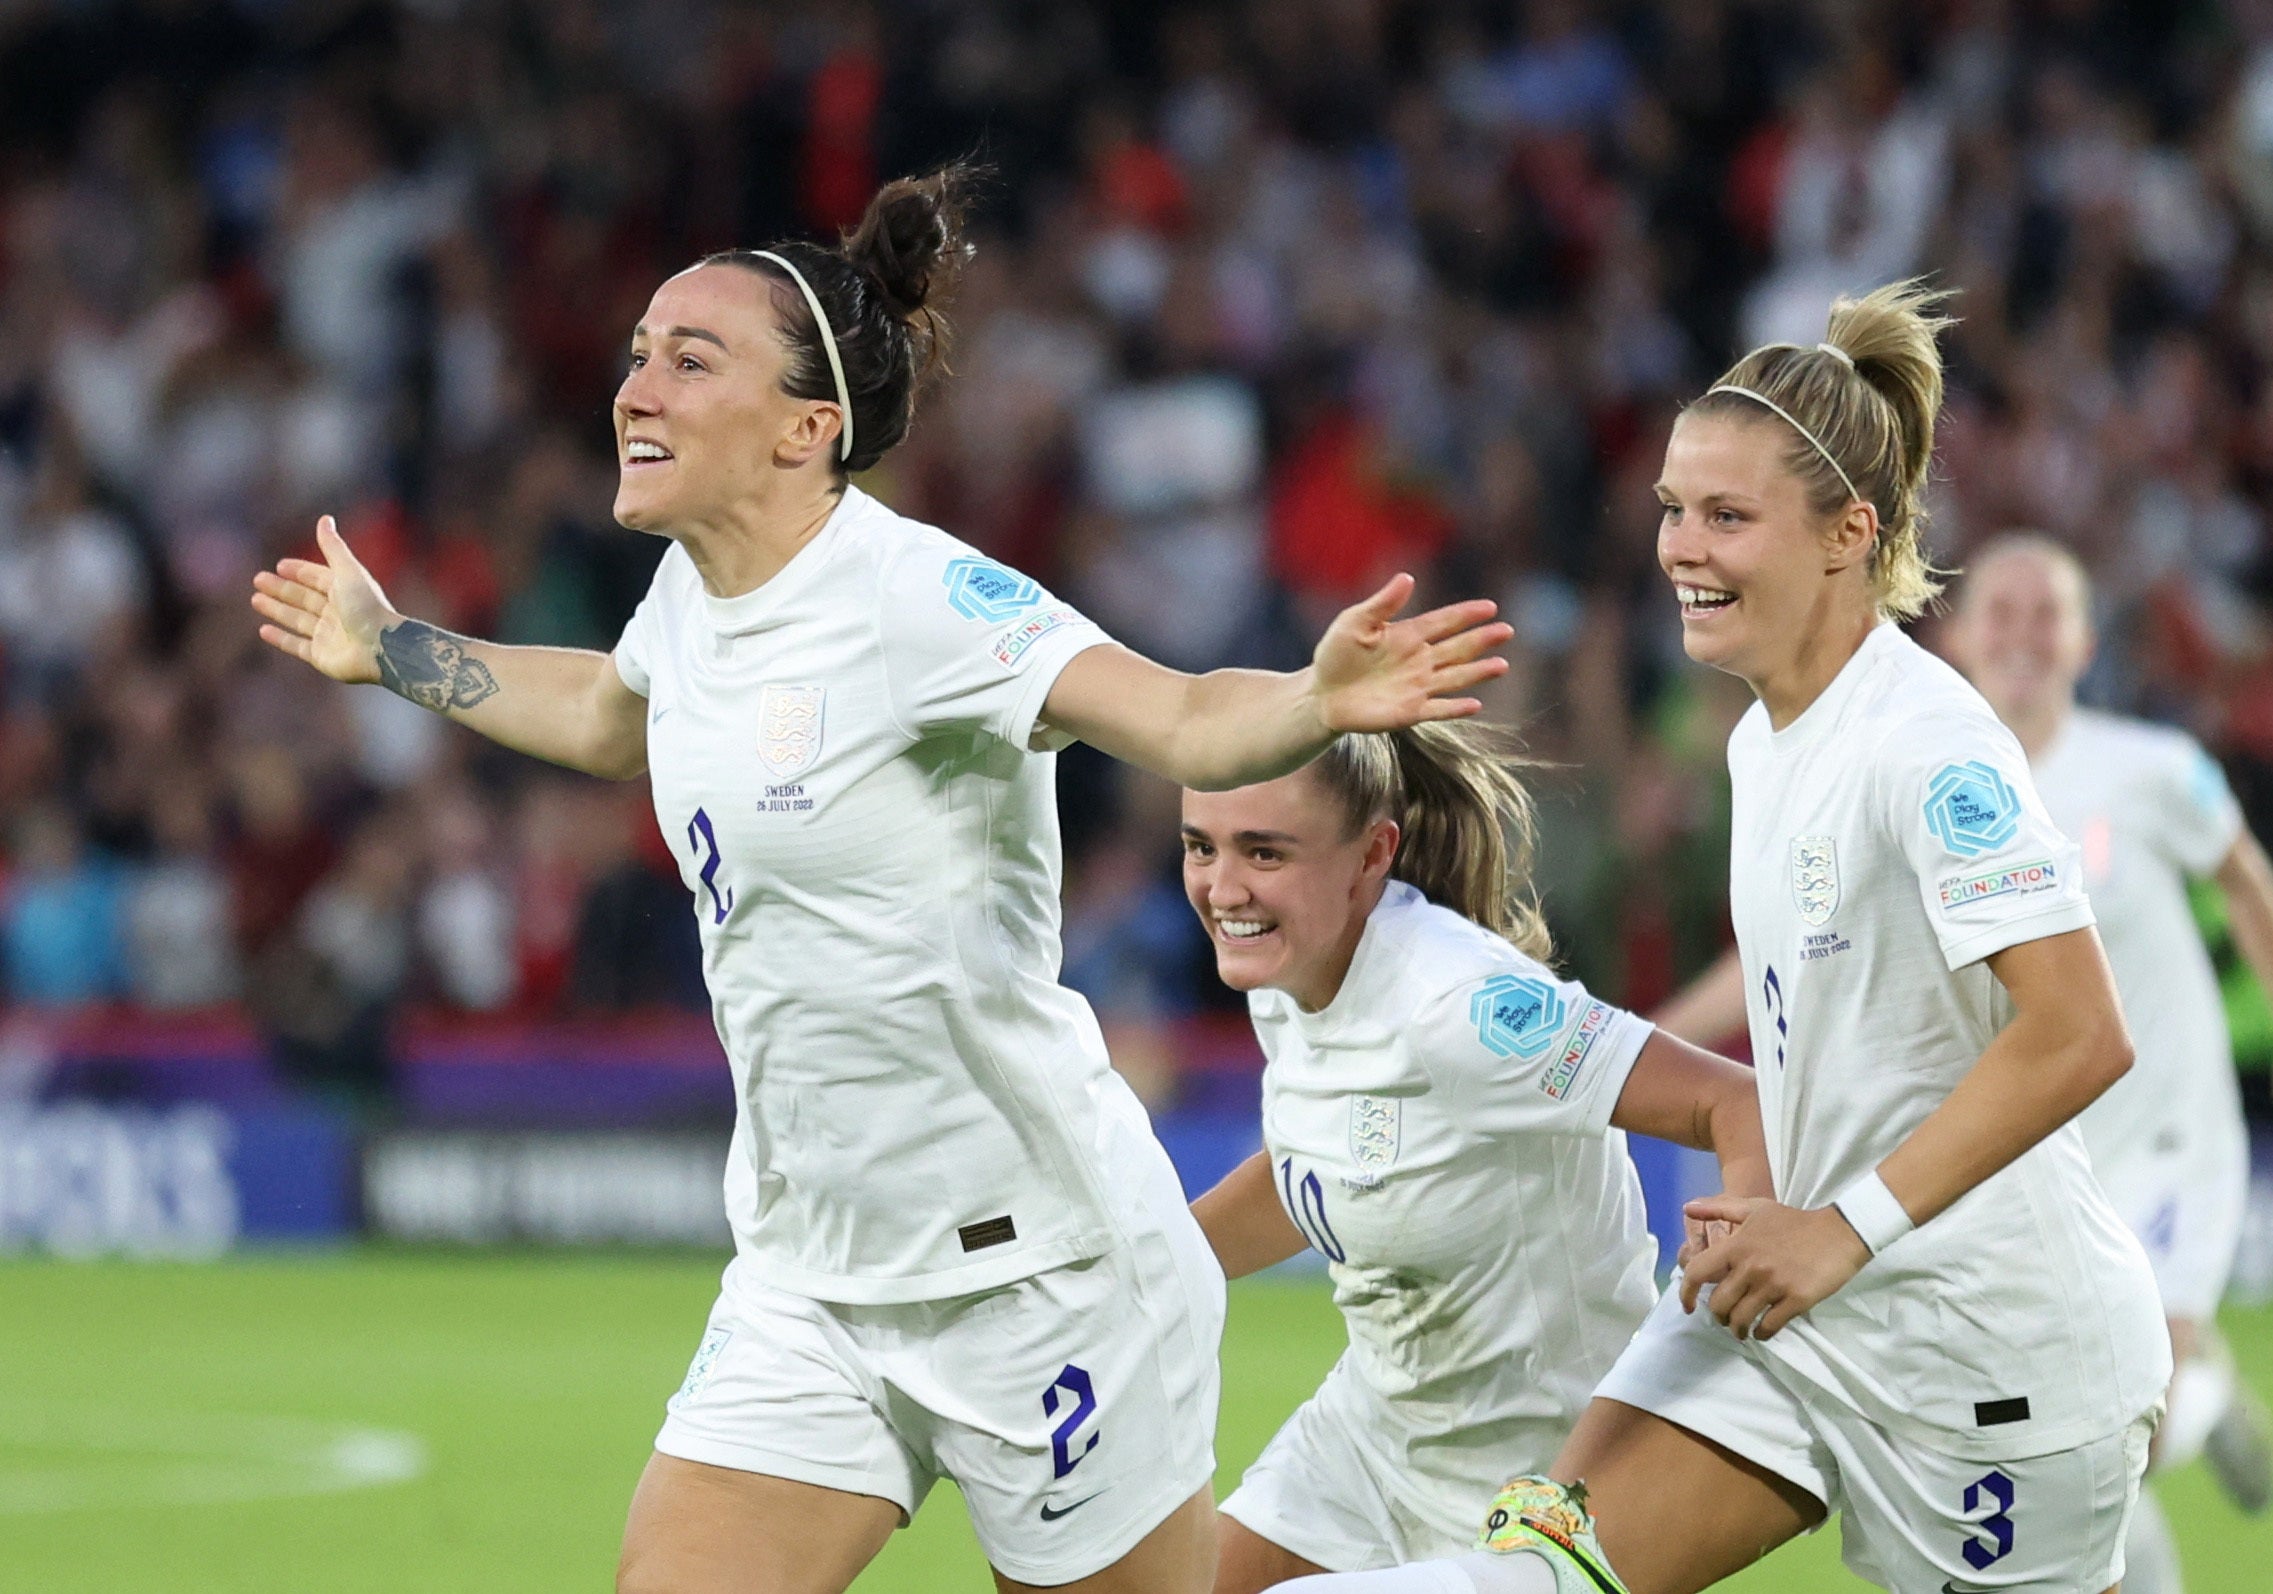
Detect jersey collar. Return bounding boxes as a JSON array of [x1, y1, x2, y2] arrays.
[[1282, 879, 1421, 1039], [1765, 620, 1904, 752], [699, 485, 868, 636]]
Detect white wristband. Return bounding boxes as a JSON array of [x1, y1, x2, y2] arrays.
[[1832, 1171, 1914, 1256]]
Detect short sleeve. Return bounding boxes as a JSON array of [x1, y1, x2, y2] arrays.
[[877, 537, 1113, 749], [611, 578, 662, 698], [2158, 735, 2244, 877], [1890, 712, 2095, 970], [1420, 968, 1652, 1138]]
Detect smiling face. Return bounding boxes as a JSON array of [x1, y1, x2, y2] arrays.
[[1946, 542, 2093, 724], [1180, 769, 1398, 1013], [611, 264, 840, 534], [1655, 410, 1877, 694]]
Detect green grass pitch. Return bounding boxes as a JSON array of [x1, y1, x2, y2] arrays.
[[1, 1253, 2266, 1591]]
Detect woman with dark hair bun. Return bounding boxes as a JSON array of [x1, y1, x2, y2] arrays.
[[250, 165, 1513, 1594], [700, 165, 976, 477]]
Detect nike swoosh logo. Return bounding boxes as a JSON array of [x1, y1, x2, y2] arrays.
[[1038, 1492, 1104, 1521], [649, 706, 672, 724]]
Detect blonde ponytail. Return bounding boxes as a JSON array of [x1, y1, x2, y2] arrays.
[[1695, 278, 1956, 621], [1308, 721, 1553, 961]]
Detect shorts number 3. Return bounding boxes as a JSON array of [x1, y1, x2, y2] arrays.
[[1961, 1468, 2016, 1570]]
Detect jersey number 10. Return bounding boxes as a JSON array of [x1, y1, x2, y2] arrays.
[[1278, 1156, 1346, 1262]]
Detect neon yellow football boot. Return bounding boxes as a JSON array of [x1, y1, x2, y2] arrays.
[[1474, 1475, 1630, 1594]]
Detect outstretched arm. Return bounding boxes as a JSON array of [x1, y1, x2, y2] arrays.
[[1039, 574, 1512, 790], [252, 517, 649, 780], [1191, 1151, 1308, 1280], [1681, 926, 2130, 1338]]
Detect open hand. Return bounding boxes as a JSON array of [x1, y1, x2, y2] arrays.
[[250, 516, 398, 685], [1676, 1195, 1870, 1341], [1308, 574, 1513, 733]]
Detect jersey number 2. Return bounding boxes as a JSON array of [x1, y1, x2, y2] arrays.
[[1761, 964, 1787, 1070], [688, 808, 733, 924]]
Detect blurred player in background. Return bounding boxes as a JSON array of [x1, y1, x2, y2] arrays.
[[1941, 534, 2273, 1592], [1276, 286, 2168, 1594], [250, 165, 1514, 1594], [1178, 723, 1768, 1591]]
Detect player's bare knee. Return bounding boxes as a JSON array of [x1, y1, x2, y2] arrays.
[[612, 1543, 669, 1594]]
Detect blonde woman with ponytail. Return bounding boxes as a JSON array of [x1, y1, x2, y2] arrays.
[[1280, 285, 2170, 1594], [1180, 721, 1771, 1593]]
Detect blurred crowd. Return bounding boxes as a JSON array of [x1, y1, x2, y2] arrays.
[[8, 0, 2273, 1100]]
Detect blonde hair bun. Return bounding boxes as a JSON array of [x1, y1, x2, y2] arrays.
[[1697, 278, 1957, 621]]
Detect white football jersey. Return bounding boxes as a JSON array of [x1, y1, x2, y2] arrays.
[[612, 485, 1125, 1304], [2031, 710, 2247, 1188], [1248, 882, 1658, 1511], [1725, 622, 2168, 1460]]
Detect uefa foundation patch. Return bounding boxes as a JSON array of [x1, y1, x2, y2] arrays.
[[990, 607, 1081, 668], [1936, 858, 2060, 909], [1539, 1001, 1613, 1101]]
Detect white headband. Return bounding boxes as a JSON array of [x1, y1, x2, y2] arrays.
[[1705, 384, 1864, 508], [753, 250, 853, 462]]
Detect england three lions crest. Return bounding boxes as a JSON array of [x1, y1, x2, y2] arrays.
[[1791, 835, 1839, 926], [1349, 1094, 1400, 1176], [758, 685, 825, 778]]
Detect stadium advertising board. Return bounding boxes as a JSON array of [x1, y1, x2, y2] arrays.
[[0, 1103, 357, 1255], [363, 1131, 732, 1245]]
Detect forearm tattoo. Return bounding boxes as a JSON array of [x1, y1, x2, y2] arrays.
[[376, 619, 500, 713]]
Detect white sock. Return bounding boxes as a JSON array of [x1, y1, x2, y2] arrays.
[[2121, 1488, 2184, 1594], [1449, 1552, 1562, 1594], [1270, 1552, 1557, 1594], [2160, 1353, 2236, 1471], [1269, 1565, 1477, 1593]]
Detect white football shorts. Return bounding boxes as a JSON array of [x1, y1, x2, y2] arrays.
[[2091, 1114, 2249, 1322], [1592, 1288, 2154, 1593], [1224, 1352, 1574, 1571], [654, 1110, 1225, 1586]]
